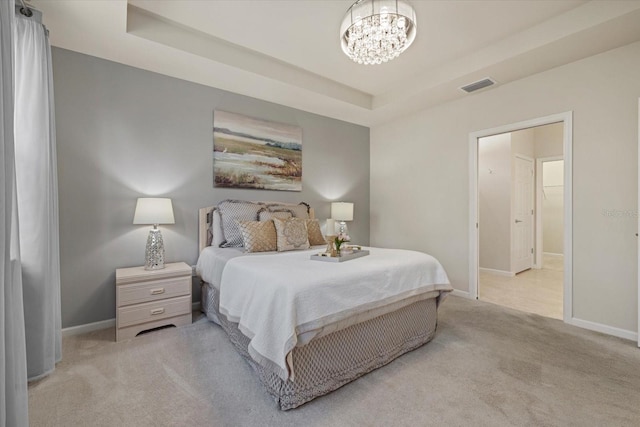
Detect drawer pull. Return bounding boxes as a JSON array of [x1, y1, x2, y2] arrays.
[[150, 308, 165, 315], [150, 288, 165, 295]]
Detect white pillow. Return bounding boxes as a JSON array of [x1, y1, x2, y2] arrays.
[[212, 208, 225, 248]]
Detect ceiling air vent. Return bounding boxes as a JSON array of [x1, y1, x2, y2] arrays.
[[460, 78, 496, 94]]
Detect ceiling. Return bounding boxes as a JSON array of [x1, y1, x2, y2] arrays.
[[30, 0, 640, 126]]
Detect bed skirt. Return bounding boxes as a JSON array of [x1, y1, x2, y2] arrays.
[[201, 281, 439, 410]]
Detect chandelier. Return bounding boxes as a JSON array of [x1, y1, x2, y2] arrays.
[[340, 0, 417, 65]]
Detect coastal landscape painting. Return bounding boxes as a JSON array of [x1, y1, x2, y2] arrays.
[[213, 110, 302, 191]]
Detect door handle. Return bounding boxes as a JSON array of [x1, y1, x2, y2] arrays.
[[515, 219, 523, 223]]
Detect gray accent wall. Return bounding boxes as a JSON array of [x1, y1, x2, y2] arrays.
[[52, 48, 370, 328]]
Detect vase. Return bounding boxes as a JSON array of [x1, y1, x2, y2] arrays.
[[326, 235, 337, 256]]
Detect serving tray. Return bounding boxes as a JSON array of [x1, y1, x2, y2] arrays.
[[310, 250, 370, 263]]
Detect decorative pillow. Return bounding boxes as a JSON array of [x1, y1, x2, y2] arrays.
[[258, 207, 293, 222], [306, 219, 326, 246], [217, 200, 264, 247], [265, 202, 310, 219], [273, 217, 310, 252], [237, 220, 277, 253], [212, 208, 225, 248]]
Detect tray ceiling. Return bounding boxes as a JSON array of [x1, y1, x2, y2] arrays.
[[31, 0, 640, 126]]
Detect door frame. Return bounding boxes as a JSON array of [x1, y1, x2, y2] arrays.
[[469, 111, 573, 323], [637, 97, 639, 347], [511, 154, 535, 273], [535, 156, 564, 270]]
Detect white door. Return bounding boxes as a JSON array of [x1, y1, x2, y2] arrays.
[[512, 155, 534, 273]]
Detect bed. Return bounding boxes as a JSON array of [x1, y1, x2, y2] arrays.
[[196, 201, 452, 410]]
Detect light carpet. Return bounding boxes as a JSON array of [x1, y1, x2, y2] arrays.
[[28, 296, 640, 426]]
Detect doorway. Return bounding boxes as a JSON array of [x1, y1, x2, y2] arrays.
[[536, 157, 564, 269], [469, 113, 573, 323]]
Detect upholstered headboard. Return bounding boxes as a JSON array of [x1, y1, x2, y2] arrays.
[[198, 203, 315, 253]]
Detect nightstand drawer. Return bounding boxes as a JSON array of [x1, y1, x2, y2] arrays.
[[117, 276, 190, 307], [117, 295, 191, 328]]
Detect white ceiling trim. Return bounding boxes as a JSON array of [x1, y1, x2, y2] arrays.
[[32, 0, 640, 127], [127, 5, 373, 110]]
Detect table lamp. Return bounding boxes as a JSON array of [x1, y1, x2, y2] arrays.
[[331, 202, 354, 235], [133, 197, 175, 270]]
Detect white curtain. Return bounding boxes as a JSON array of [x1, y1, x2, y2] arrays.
[[1, 0, 29, 425], [14, 10, 62, 381]]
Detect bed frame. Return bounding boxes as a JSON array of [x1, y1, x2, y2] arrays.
[[197, 203, 442, 410]]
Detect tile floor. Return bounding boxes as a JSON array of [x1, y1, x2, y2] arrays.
[[479, 254, 563, 320]]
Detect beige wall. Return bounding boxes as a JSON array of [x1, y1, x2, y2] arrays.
[[479, 134, 511, 272], [534, 122, 564, 158], [511, 128, 535, 158], [479, 130, 536, 273], [543, 160, 564, 254], [371, 41, 639, 334]]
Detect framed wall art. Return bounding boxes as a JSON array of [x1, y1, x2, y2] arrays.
[[213, 110, 302, 191]]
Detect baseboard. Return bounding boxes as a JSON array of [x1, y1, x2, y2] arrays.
[[450, 289, 471, 299], [479, 267, 515, 277], [567, 317, 637, 342], [62, 318, 115, 337], [543, 252, 564, 258], [62, 302, 202, 337]]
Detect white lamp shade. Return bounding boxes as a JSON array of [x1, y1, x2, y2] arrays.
[[331, 202, 354, 221], [133, 198, 175, 225]]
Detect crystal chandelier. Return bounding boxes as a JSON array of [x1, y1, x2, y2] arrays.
[[340, 0, 417, 65]]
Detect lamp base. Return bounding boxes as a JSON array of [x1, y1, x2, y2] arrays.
[[338, 221, 349, 236], [144, 228, 165, 270]]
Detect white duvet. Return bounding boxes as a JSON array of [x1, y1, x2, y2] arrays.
[[217, 247, 452, 381]]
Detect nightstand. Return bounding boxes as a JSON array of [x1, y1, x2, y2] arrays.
[[115, 262, 192, 341]]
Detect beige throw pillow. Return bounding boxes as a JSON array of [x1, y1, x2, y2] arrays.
[[273, 217, 310, 252], [237, 220, 277, 253], [306, 219, 326, 246]]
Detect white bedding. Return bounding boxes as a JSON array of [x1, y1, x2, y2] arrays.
[[196, 246, 245, 287], [209, 247, 451, 381]]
